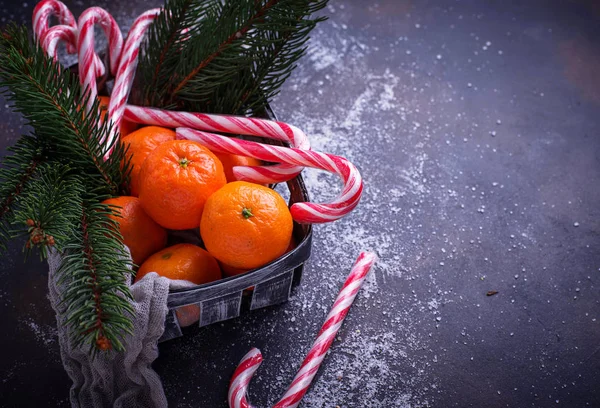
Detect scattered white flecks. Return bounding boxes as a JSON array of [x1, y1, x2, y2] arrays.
[[574, 222, 580, 227], [21, 318, 57, 346], [301, 330, 424, 407], [415, 23, 421, 29], [305, 35, 350, 71], [428, 298, 440, 311], [265, 22, 446, 405], [492, 182, 499, 187], [496, 119, 502, 125], [490, 130, 497, 137], [467, 82, 473, 88], [339, 68, 401, 128], [436, 54, 442, 60], [397, 152, 431, 196], [514, 274, 519, 279], [575, 288, 581, 292]]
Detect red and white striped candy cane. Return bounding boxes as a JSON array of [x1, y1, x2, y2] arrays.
[[41, 25, 105, 77], [77, 7, 123, 111], [33, 0, 106, 75], [228, 252, 377, 408], [176, 128, 362, 224], [33, 0, 76, 49], [103, 9, 161, 159], [124, 105, 310, 183], [42, 25, 76, 59]]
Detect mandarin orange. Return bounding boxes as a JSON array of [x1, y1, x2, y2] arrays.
[[213, 153, 262, 183], [135, 243, 221, 285], [121, 126, 176, 196], [98, 96, 138, 136], [138, 140, 227, 230], [200, 181, 293, 269], [102, 196, 167, 266], [135, 243, 221, 328], [220, 262, 250, 278], [219, 237, 297, 278]]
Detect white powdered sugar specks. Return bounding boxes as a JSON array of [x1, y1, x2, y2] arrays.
[[21, 317, 58, 346], [266, 9, 454, 407]]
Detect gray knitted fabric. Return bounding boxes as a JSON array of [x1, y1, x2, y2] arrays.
[[47, 249, 172, 408]]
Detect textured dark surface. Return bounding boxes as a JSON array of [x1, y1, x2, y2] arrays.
[[1, 1, 600, 407]]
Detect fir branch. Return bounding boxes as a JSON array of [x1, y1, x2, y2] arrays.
[[136, 0, 220, 108], [136, 0, 329, 114], [0, 135, 44, 249], [167, 0, 278, 108], [11, 164, 83, 259], [0, 24, 134, 352], [59, 204, 134, 353], [233, 0, 327, 113], [0, 24, 129, 197], [170, 0, 280, 96]]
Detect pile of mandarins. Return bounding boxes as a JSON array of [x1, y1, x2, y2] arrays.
[[100, 100, 295, 301]]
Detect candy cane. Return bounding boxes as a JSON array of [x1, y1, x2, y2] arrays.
[[176, 128, 362, 224], [124, 105, 310, 183], [77, 7, 123, 111], [41, 25, 105, 77], [33, 0, 104, 75], [33, 0, 76, 49], [229, 252, 377, 408], [103, 9, 161, 159]]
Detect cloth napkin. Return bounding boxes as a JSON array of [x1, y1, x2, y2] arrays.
[[47, 249, 174, 408]]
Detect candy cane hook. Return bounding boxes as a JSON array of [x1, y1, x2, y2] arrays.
[[33, 0, 76, 48], [34, 0, 105, 76], [229, 252, 377, 408], [176, 128, 363, 224], [41, 25, 105, 78], [77, 7, 123, 111]]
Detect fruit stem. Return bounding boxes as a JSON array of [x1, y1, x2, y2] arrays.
[[179, 157, 190, 168], [242, 208, 253, 219]]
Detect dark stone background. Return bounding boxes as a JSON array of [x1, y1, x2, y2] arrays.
[[0, 1, 599, 407]]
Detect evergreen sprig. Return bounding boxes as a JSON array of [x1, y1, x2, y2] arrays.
[[0, 135, 44, 250], [136, 0, 328, 114], [59, 204, 134, 354], [11, 164, 83, 259], [0, 24, 133, 352], [135, 0, 219, 109], [230, 1, 328, 114], [0, 25, 129, 197]]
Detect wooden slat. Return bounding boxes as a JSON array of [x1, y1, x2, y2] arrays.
[[199, 291, 243, 327]]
